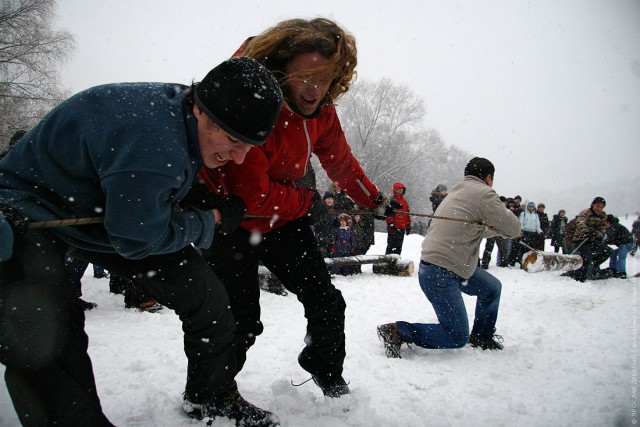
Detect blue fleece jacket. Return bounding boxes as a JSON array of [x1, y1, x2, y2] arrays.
[[0, 83, 215, 259]]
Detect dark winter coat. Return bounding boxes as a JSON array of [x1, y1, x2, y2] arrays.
[[606, 221, 634, 246], [0, 83, 214, 259], [332, 227, 357, 255], [550, 214, 568, 247], [351, 218, 368, 255], [537, 211, 550, 236], [314, 212, 339, 253], [632, 219, 640, 241]]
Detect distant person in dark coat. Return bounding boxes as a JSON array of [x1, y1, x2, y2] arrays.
[[631, 215, 640, 256], [313, 192, 338, 257], [536, 203, 549, 250], [350, 213, 368, 274], [550, 209, 568, 253], [425, 184, 448, 233], [480, 196, 510, 268], [605, 214, 634, 278]]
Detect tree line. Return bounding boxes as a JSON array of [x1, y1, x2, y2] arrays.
[[0, 0, 73, 147], [314, 78, 471, 217]]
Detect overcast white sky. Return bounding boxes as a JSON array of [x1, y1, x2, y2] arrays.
[[53, 0, 639, 198]]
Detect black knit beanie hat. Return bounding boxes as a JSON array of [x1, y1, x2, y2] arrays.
[[592, 196, 606, 207], [194, 57, 282, 146]]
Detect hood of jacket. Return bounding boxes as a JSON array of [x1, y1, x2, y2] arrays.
[[392, 182, 407, 199]]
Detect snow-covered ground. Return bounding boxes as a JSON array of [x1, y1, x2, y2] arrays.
[[1, 220, 637, 426]]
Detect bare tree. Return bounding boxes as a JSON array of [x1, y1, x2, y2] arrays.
[[324, 78, 470, 215], [0, 0, 74, 148]]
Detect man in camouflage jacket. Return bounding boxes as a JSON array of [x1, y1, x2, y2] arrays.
[[565, 197, 612, 281]]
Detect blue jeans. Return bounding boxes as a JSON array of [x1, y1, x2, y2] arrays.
[[397, 262, 502, 349], [609, 242, 634, 274]]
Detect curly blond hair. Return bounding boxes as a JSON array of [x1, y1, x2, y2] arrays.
[[241, 18, 357, 103]]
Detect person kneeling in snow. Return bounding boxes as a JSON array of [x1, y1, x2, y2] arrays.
[[605, 214, 634, 279], [377, 157, 521, 357], [562, 197, 612, 282]]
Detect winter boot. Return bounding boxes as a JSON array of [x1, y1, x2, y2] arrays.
[[377, 323, 404, 358], [182, 384, 279, 427], [469, 333, 504, 351], [298, 352, 350, 398]]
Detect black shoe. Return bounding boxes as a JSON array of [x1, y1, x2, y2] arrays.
[[310, 372, 350, 398], [183, 385, 279, 427], [377, 323, 404, 358], [298, 353, 350, 398], [78, 298, 97, 311], [469, 333, 504, 351], [615, 271, 627, 279]]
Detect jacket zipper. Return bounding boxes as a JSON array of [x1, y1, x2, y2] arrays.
[[302, 120, 311, 177]]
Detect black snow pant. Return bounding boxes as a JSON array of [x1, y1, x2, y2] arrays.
[[202, 216, 347, 377], [481, 237, 510, 268], [385, 225, 406, 255], [573, 240, 613, 282], [0, 230, 237, 426]]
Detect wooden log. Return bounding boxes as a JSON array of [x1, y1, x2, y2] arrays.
[[371, 262, 414, 277], [522, 250, 583, 273], [325, 254, 413, 276], [257, 254, 414, 282]]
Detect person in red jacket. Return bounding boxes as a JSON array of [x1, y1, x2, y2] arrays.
[[386, 182, 412, 255], [199, 18, 391, 400]]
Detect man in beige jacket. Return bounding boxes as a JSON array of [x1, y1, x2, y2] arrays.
[[378, 157, 521, 357]]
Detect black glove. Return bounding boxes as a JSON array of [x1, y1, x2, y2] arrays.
[[307, 190, 329, 224], [207, 195, 246, 235], [406, 225, 411, 235], [0, 205, 30, 235], [180, 182, 246, 235], [390, 200, 402, 210], [181, 182, 219, 211], [373, 193, 394, 220]]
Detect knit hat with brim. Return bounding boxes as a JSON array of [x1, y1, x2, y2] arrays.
[[194, 57, 282, 146]]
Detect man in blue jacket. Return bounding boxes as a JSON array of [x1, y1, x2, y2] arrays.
[[0, 58, 282, 427]]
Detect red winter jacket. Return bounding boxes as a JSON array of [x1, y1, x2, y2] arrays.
[[386, 182, 411, 230], [198, 105, 380, 234]]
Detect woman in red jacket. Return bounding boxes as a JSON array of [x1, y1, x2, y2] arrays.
[[199, 18, 390, 400], [385, 182, 412, 255]]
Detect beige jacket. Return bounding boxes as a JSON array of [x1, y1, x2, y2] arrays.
[[421, 176, 521, 279]]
